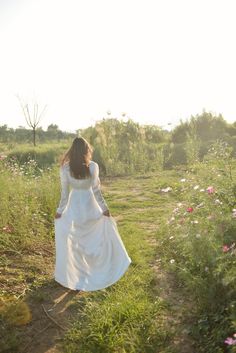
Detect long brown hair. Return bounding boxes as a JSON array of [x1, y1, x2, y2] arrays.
[[60, 137, 93, 179]]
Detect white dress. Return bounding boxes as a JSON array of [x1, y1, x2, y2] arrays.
[[54, 161, 132, 291]]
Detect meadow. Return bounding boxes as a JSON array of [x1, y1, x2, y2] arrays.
[[0, 140, 236, 353]]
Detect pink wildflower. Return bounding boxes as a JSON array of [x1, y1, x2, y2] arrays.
[[207, 186, 215, 194], [187, 207, 193, 213], [223, 245, 230, 253], [225, 336, 236, 345]]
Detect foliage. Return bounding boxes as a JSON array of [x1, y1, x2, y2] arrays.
[[0, 143, 235, 352], [158, 141, 236, 352]]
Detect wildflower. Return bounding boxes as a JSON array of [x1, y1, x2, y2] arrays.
[[205, 266, 209, 272], [2, 225, 13, 233], [191, 220, 199, 224], [170, 259, 175, 264], [200, 188, 205, 192], [187, 207, 193, 213], [161, 187, 172, 193], [177, 202, 183, 207], [169, 236, 174, 240], [173, 208, 179, 213], [232, 209, 236, 218], [196, 234, 201, 238], [215, 199, 222, 205], [224, 336, 236, 345], [223, 245, 230, 253], [196, 202, 204, 208], [180, 178, 186, 182], [193, 185, 199, 190], [207, 186, 215, 194]]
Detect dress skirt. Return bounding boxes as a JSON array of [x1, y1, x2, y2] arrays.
[[54, 188, 132, 291]]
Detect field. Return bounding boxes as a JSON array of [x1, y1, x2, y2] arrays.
[[0, 142, 236, 353]]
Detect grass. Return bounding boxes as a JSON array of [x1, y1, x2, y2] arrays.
[[0, 148, 235, 352]]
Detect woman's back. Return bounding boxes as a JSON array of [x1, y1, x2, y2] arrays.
[[61, 160, 97, 190]]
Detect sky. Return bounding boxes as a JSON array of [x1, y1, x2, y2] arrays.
[[0, 0, 236, 132]]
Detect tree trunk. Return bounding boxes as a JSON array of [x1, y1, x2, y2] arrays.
[[33, 127, 36, 146]]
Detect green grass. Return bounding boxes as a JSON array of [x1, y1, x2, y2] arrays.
[[0, 149, 235, 352]]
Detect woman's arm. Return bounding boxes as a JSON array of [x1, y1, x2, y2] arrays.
[[91, 162, 110, 215], [55, 166, 70, 217]]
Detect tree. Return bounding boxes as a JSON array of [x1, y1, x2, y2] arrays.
[[17, 95, 47, 146]]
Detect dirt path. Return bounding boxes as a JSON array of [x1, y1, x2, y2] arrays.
[[19, 282, 84, 353], [140, 214, 196, 353]]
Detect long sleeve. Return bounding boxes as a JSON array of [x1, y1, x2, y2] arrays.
[[56, 166, 70, 214], [91, 162, 109, 212]]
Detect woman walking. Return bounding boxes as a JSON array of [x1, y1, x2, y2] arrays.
[[54, 136, 131, 291]]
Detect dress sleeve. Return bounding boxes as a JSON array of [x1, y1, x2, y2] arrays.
[[91, 162, 109, 212], [56, 166, 70, 214]]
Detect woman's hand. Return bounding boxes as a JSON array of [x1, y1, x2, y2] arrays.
[[55, 212, 62, 219], [103, 209, 111, 217]]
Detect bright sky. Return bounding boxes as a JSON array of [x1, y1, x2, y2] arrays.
[[0, 0, 236, 132]]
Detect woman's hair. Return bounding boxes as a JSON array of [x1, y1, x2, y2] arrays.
[[60, 136, 94, 179]]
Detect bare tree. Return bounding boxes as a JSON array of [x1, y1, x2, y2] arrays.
[[17, 95, 47, 146]]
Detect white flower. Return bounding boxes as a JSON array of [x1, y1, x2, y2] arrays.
[[177, 202, 183, 207], [200, 189, 205, 192], [195, 234, 201, 238], [173, 208, 179, 213], [193, 185, 199, 190], [161, 187, 172, 193], [196, 202, 204, 208], [205, 266, 209, 272], [191, 220, 199, 224], [169, 236, 174, 240], [180, 178, 186, 182], [215, 199, 222, 205], [170, 259, 175, 264]]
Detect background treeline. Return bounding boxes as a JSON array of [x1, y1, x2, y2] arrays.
[[1, 110, 236, 174], [0, 124, 76, 143]]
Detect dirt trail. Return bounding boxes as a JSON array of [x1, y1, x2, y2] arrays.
[[19, 282, 84, 353], [140, 218, 196, 353]]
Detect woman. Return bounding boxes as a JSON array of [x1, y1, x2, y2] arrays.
[[54, 136, 131, 291]]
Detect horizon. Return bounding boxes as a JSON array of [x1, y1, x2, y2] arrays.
[[1, 108, 234, 134]]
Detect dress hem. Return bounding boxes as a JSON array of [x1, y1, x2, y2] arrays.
[[54, 257, 132, 292]]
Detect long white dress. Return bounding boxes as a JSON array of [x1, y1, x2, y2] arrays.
[[54, 161, 132, 291]]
